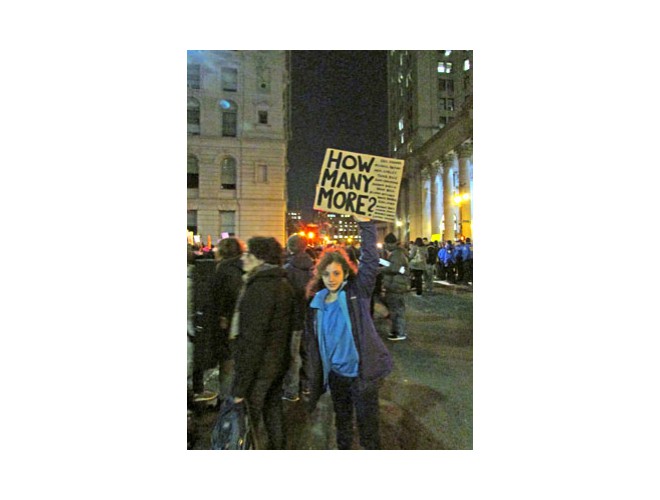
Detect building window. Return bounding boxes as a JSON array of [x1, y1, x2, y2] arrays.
[[222, 67, 238, 91], [440, 98, 454, 111], [464, 76, 471, 90], [437, 61, 453, 73], [464, 59, 471, 71], [188, 155, 199, 189], [443, 50, 452, 57], [256, 164, 268, 183], [188, 97, 200, 135], [438, 116, 450, 129], [439, 78, 454, 93], [187, 64, 201, 89], [221, 157, 237, 190], [258, 110, 268, 124], [219, 210, 236, 236], [187, 210, 197, 234], [220, 100, 237, 137]]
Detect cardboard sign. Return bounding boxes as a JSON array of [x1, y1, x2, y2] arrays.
[[313, 148, 404, 223]]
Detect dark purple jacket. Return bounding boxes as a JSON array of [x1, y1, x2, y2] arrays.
[[300, 221, 393, 411]]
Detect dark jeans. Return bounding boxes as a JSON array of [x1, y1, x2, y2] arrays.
[[411, 269, 424, 295], [247, 373, 287, 449], [328, 371, 381, 450], [385, 292, 406, 335]]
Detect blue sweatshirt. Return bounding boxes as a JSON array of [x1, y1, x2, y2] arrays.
[[310, 285, 360, 388]]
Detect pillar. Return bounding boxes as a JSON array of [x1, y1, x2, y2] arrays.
[[429, 162, 441, 239], [421, 166, 431, 237], [457, 142, 473, 239], [441, 153, 456, 242]]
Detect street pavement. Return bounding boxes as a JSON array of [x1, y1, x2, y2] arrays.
[[188, 279, 473, 450]]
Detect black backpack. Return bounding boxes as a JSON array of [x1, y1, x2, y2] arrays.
[[211, 398, 256, 450]]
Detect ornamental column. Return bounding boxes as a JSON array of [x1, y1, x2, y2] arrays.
[[441, 153, 456, 242], [421, 166, 431, 237], [429, 162, 441, 238], [457, 141, 473, 239]]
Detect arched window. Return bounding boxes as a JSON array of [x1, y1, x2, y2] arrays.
[[220, 100, 237, 137], [187, 155, 199, 189], [221, 156, 237, 190], [188, 97, 200, 135]]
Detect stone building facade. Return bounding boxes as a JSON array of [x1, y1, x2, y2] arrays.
[[187, 50, 290, 245], [387, 50, 473, 243]]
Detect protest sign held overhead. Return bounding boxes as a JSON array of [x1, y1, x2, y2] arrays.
[[313, 148, 405, 223]]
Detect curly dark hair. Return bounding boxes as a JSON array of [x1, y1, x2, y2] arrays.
[[247, 236, 283, 266], [305, 246, 358, 298], [216, 237, 243, 259]]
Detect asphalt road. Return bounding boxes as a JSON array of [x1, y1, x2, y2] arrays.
[[188, 282, 473, 450]]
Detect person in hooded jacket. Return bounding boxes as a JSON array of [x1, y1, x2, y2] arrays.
[[301, 216, 393, 450], [230, 237, 294, 450], [281, 234, 314, 402]]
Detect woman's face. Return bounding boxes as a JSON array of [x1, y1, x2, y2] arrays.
[[322, 261, 345, 293], [241, 251, 262, 273]]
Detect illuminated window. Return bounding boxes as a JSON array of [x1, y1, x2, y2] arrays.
[[221, 157, 237, 190], [464, 59, 471, 71], [447, 98, 454, 111], [187, 64, 201, 89], [444, 50, 452, 56], [222, 67, 238, 91], [187, 97, 200, 135], [437, 62, 453, 73], [398, 118, 404, 131], [188, 155, 199, 189]]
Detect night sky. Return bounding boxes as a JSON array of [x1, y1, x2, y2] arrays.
[[287, 50, 388, 220]]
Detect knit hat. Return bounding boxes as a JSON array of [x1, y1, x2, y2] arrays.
[[287, 234, 307, 254], [384, 233, 398, 244]]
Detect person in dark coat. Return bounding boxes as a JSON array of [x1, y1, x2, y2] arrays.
[[211, 237, 244, 388], [230, 237, 294, 450], [382, 232, 409, 341], [301, 217, 393, 450], [281, 234, 314, 402], [408, 237, 428, 296]]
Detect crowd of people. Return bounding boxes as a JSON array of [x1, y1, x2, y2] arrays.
[[188, 217, 395, 450], [187, 223, 473, 449]]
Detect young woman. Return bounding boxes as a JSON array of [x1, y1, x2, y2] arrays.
[[301, 216, 393, 449]]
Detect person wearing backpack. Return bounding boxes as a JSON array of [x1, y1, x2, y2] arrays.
[[230, 237, 294, 449], [408, 237, 427, 296], [382, 232, 409, 341]]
